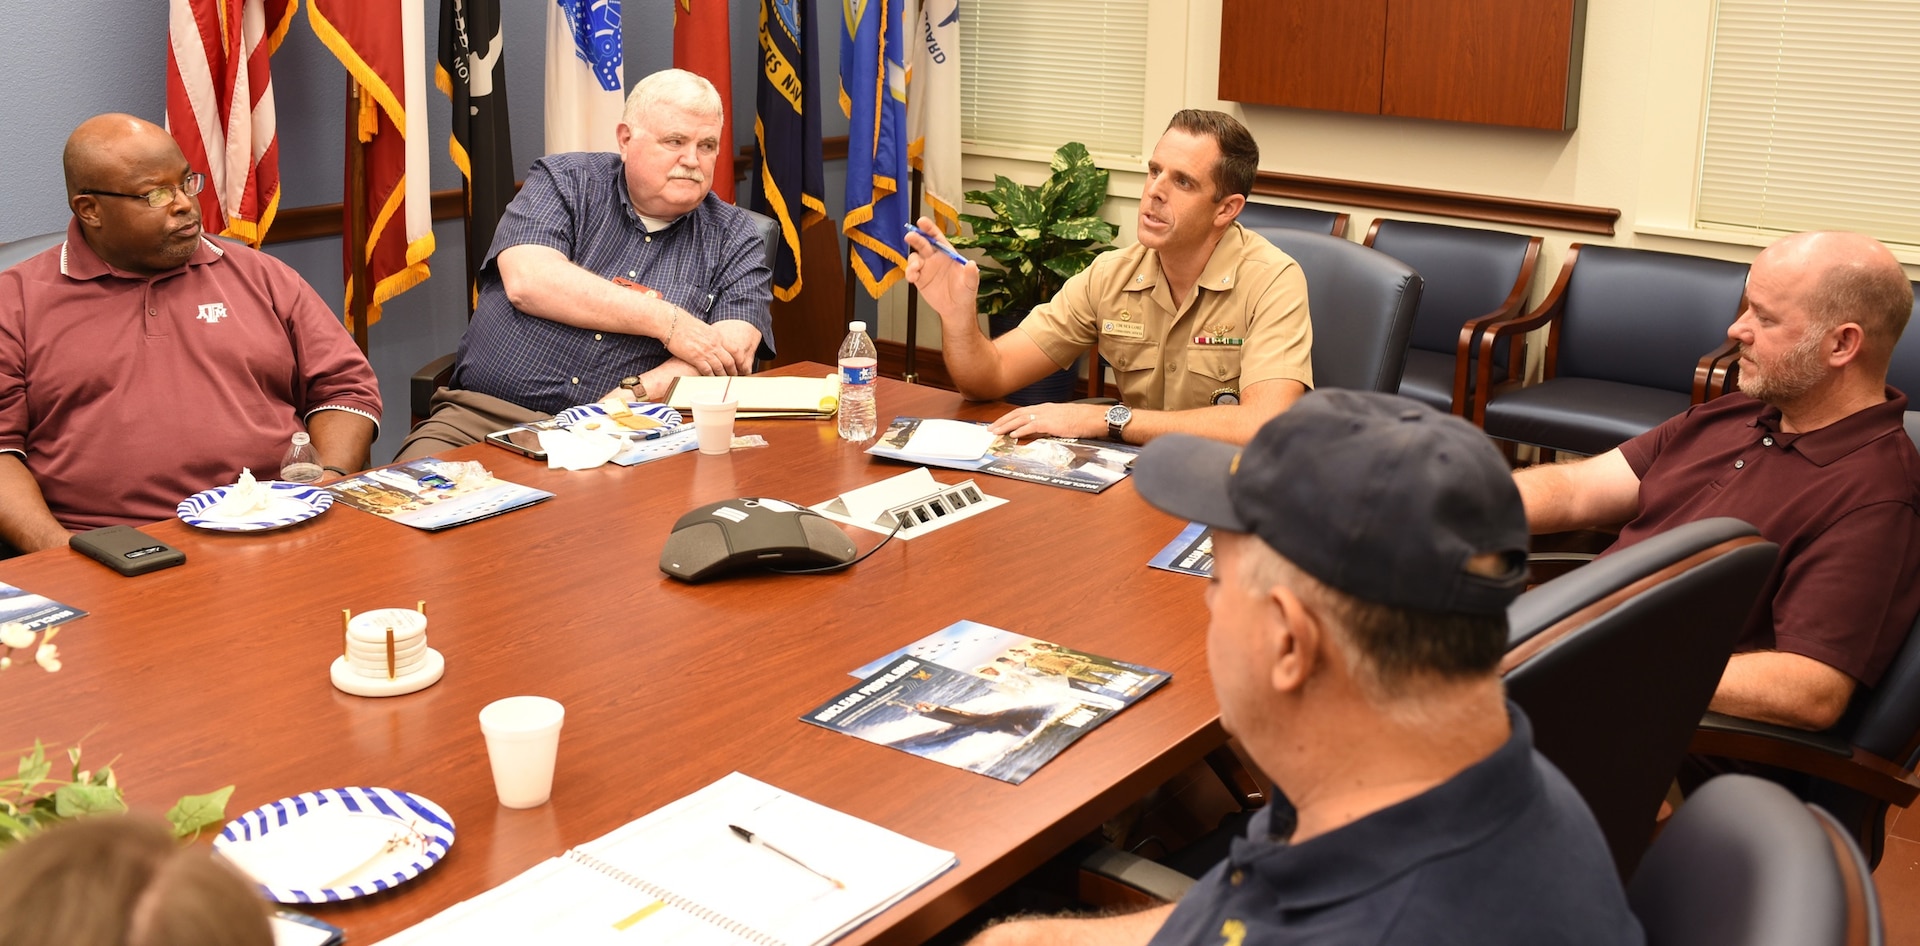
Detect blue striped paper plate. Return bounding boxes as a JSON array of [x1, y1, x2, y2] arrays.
[[214, 786, 455, 904], [553, 400, 685, 438], [177, 481, 333, 532]]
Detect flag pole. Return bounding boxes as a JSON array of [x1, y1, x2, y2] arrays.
[[346, 77, 371, 354], [461, 175, 476, 316], [902, 167, 922, 384]]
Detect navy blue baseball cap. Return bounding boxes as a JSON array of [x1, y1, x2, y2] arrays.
[[1133, 390, 1528, 615]]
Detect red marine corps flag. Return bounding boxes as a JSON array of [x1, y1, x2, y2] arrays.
[[674, 0, 735, 204], [309, 0, 435, 329], [165, 0, 294, 247]]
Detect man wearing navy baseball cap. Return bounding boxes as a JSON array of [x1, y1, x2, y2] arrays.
[[967, 390, 1641, 946]]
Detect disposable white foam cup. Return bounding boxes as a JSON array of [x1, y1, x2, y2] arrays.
[[692, 400, 739, 455], [478, 696, 565, 809]]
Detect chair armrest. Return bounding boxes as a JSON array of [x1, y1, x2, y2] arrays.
[[410, 353, 458, 425], [1472, 245, 1581, 427], [1525, 550, 1597, 586], [1078, 846, 1197, 904], [1692, 339, 1741, 403], [1692, 711, 1920, 807], [1450, 237, 1544, 417]]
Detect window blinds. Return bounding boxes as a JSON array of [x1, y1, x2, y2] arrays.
[[1697, 0, 1920, 245], [958, 0, 1150, 160]]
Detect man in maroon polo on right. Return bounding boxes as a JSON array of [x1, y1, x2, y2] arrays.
[[0, 115, 379, 554], [1517, 231, 1920, 740]]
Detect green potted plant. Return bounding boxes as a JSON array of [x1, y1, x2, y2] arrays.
[[951, 142, 1118, 404], [0, 740, 232, 847]]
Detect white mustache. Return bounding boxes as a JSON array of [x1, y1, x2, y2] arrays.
[[669, 169, 705, 183]]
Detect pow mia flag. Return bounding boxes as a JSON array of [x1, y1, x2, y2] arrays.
[[436, 0, 515, 310]]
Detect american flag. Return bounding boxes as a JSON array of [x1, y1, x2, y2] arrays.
[[165, 0, 293, 247]]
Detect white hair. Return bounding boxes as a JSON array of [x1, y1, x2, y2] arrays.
[[621, 68, 723, 128]]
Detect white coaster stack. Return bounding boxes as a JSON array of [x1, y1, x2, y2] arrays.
[[330, 607, 445, 697]]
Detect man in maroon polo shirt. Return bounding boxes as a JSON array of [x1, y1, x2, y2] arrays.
[[0, 114, 380, 553], [1517, 231, 1920, 734]]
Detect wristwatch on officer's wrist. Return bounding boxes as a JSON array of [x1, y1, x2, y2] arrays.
[[1104, 404, 1133, 441], [620, 375, 646, 400]]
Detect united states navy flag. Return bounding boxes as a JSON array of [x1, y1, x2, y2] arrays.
[[436, 0, 515, 307], [754, 0, 825, 302], [840, 0, 909, 298]]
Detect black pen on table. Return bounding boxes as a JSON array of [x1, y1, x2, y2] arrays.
[[728, 823, 846, 889]]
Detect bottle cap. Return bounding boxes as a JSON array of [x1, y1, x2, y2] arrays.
[[849, 321, 867, 334], [291, 432, 312, 445]]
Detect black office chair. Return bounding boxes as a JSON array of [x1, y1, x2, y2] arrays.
[[1476, 244, 1750, 458], [1628, 774, 1883, 946], [1690, 606, 1920, 871], [1257, 229, 1422, 393], [0, 230, 66, 271], [1684, 419, 1920, 869], [1362, 219, 1541, 416], [1500, 516, 1777, 878], [1237, 201, 1349, 239], [1885, 280, 1920, 398], [409, 209, 783, 425]]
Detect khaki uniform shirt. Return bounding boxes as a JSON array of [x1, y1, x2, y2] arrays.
[[1016, 223, 1312, 411]]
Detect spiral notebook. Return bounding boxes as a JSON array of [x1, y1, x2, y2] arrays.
[[372, 773, 955, 946]]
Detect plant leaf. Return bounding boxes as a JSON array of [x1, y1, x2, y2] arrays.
[[51, 782, 125, 818], [166, 786, 234, 840], [17, 741, 49, 791], [1051, 142, 1094, 176], [1042, 247, 1105, 279], [1049, 217, 1118, 243]]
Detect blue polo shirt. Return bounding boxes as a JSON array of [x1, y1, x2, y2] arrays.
[[450, 152, 775, 415], [1148, 705, 1643, 945]]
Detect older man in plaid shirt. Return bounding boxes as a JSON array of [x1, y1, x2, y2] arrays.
[[398, 68, 773, 460]]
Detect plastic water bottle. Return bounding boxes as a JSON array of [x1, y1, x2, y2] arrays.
[[280, 431, 324, 483], [837, 320, 878, 442]]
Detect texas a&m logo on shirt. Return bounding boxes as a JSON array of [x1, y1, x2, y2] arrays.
[[196, 302, 228, 323]]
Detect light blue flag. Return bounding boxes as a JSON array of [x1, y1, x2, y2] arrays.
[[546, 0, 624, 154], [839, 0, 909, 298]]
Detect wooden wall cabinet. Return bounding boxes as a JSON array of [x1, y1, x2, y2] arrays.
[[1219, 0, 1586, 132]]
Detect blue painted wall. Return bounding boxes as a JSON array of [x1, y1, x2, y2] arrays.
[[0, 0, 852, 463]]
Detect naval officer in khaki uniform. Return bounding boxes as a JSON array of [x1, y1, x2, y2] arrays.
[[905, 109, 1312, 446]]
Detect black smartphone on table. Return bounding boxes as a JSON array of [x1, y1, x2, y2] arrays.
[[69, 525, 185, 576]]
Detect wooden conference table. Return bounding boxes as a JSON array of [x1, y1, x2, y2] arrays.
[[0, 366, 1226, 945]]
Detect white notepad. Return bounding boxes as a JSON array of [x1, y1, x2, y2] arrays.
[[373, 773, 956, 946], [666, 376, 841, 416]]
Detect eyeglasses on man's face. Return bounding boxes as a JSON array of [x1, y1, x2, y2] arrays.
[[80, 171, 207, 209]]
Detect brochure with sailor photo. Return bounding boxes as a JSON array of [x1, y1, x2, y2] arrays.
[[325, 459, 555, 531], [866, 417, 1142, 494], [0, 581, 87, 632], [1147, 522, 1215, 578], [803, 620, 1170, 784]]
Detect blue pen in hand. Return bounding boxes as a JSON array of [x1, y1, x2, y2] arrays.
[[905, 224, 970, 266]]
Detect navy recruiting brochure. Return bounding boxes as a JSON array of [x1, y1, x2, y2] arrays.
[[803, 620, 1170, 784], [1147, 521, 1215, 578], [0, 581, 87, 632], [866, 417, 1142, 494]]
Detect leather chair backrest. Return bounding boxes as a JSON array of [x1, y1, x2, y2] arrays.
[[1850, 606, 1920, 768], [1888, 282, 1920, 397], [1255, 229, 1422, 393], [1628, 774, 1865, 946], [0, 230, 66, 271], [1367, 219, 1535, 358], [1556, 245, 1749, 391], [1238, 203, 1342, 237], [1504, 516, 1777, 877], [744, 208, 780, 278], [1852, 419, 1920, 763]]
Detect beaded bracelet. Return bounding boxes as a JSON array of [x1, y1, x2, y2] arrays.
[[664, 310, 679, 347]]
